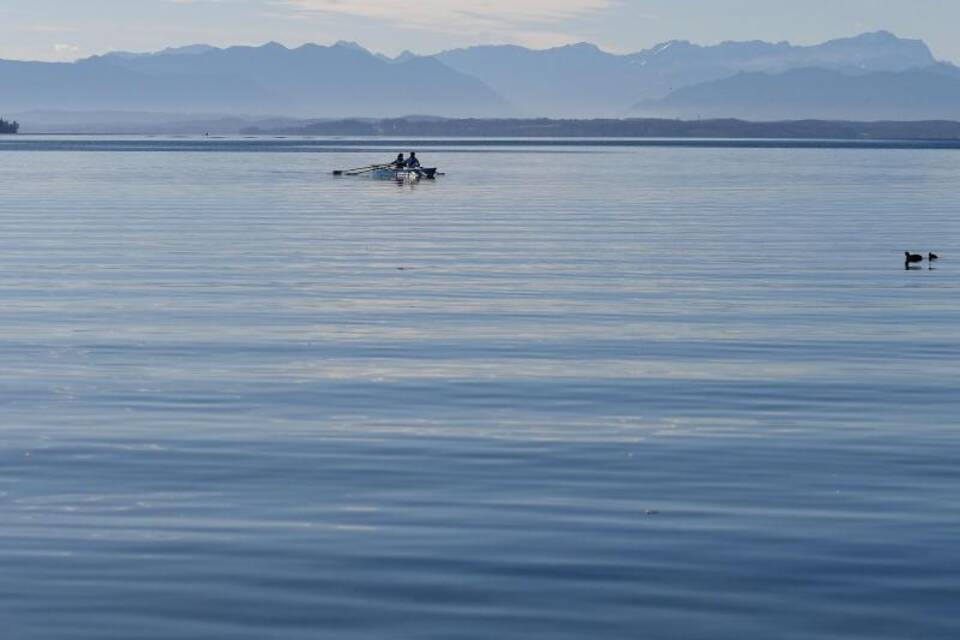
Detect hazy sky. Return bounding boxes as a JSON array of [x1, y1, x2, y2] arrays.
[[2, 0, 959, 62]]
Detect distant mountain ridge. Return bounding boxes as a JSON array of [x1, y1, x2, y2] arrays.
[[635, 66, 960, 121], [0, 42, 510, 118], [428, 31, 940, 117], [101, 45, 220, 60], [1, 31, 957, 122]]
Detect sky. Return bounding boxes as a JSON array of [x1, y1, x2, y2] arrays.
[[2, 0, 959, 63]]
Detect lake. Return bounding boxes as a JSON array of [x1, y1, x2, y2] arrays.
[[1, 137, 958, 639]]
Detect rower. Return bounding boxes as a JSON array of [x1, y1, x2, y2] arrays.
[[392, 153, 406, 168], [405, 152, 421, 169]]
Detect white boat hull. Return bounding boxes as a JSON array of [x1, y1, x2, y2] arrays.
[[369, 167, 438, 181]]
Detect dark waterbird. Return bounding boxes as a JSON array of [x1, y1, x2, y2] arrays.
[[929, 252, 940, 262], [905, 252, 924, 264]]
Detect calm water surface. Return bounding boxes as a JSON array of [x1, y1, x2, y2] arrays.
[[1, 138, 958, 639]]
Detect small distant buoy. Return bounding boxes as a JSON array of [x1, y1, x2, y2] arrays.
[[929, 253, 940, 262]]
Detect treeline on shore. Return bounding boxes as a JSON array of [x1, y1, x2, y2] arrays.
[[240, 117, 960, 140], [0, 117, 20, 134]]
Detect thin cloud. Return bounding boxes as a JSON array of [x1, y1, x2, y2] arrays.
[[281, 0, 617, 32], [16, 23, 76, 35]]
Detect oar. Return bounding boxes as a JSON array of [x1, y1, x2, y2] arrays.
[[333, 164, 383, 176], [346, 164, 393, 176]]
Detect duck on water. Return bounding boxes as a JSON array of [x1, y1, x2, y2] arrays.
[[905, 252, 924, 265], [905, 251, 940, 269]]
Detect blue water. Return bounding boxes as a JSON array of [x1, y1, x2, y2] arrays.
[[1, 138, 958, 639]]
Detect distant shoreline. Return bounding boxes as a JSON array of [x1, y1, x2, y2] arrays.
[[237, 117, 960, 141], [0, 118, 19, 134], [15, 116, 960, 141], [4, 136, 960, 152]]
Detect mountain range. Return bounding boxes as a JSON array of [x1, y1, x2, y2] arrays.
[[635, 65, 960, 121], [5, 31, 960, 126], [432, 31, 941, 117], [1, 42, 509, 118]]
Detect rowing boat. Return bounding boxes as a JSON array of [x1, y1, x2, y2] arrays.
[[369, 167, 438, 181], [333, 164, 441, 179]]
